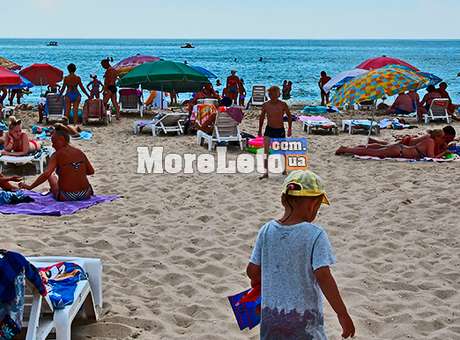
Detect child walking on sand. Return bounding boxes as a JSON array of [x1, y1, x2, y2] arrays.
[[246, 170, 355, 339]]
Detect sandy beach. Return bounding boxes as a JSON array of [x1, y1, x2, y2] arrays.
[[2, 108, 460, 340]]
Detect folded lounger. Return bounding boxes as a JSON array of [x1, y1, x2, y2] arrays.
[[24, 256, 103, 340], [341, 119, 380, 135], [133, 111, 188, 136], [301, 116, 338, 135], [0, 146, 54, 174]]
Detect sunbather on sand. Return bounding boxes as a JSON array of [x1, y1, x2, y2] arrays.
[[0, 173, 22, 191], [19, 125, 95, 201], [336, 129, 446, 159], [0, 116, 41, 156], [368, 126, 456, 156]]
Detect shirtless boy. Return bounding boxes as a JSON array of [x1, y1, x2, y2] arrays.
[[258, 86, 292, 179]]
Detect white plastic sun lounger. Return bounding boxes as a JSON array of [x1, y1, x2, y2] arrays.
[[196, 110, 244, 151], [301, 116, 339, 135], [248, 85, 267, 108], [0, 146, 54, 174], [341, 119, 380, 135], [24, 256, 103, 340], [424, 98, 451, 124], [133, 112, 188, 136]]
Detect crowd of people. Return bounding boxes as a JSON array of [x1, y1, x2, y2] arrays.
[[388, 82, 459, 122]]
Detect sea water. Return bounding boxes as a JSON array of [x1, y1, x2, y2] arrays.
[[1, 39, 459, 104]]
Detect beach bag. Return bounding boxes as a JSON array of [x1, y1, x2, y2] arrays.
[[0, 271, 26, 340]]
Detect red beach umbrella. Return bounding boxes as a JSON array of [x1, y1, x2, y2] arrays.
[[20, 63, 64, 86], [114, 54, 161, 76], [357, 56, 419, 71], [0, 67, 22, 86]]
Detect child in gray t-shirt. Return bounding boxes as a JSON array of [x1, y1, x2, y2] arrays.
[[247, 170, 355, 339]]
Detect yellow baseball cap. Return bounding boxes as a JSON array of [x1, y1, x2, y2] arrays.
[[282, 170, 330, 205]]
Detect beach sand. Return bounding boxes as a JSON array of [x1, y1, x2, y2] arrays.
[[2, 109, 460, 340]]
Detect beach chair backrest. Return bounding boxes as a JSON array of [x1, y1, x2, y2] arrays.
[[251, 85, 266, 106], [430, 99, 449, 117], [46, 94, 64, 116], [120, 94, 139, 109], [214, 111, 238, 138]]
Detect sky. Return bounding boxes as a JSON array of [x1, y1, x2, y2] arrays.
[[2, 0, 460, 39]]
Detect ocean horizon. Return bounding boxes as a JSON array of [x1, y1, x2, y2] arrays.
[[2, 38, 459, 103]]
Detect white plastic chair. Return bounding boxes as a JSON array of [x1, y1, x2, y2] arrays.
[[196, 110, 243, 150], [249, 85, 267, 107], [424, 98, 451, 124], [24, 257, 103, 340]]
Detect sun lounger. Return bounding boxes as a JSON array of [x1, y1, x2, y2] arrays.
[[83, 98, 111, 125], [0, 146, 54, 174], [424, 98, 451, 124], [248, 85, 267, 108], [24, 256, 102, 340], [133, 112, 188, 136], [119, 88, 144, 117], [342, 119, 380, 135], [44, 94, 66, 123], [300, 116, 339, 135], [196, 110, 244, 151], [0, 105, 15, 120]]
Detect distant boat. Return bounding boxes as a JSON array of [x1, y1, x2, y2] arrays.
[[47, 41, 58, 46], [181, 43, 194, 49]]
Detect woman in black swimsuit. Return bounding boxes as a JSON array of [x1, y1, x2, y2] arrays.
[[336, 130, 445, 159]]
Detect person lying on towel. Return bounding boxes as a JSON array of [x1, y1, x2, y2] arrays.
[[0, 116, 41, 156], [368, 126, 456, 157], [0, 173, 22, 191], [336, 129, 446, 160], [19, 124, 95, 201]]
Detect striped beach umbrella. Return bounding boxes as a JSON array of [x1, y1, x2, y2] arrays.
[[0, 56, 21, 71], [333, 65, 429, 107], [114, 54, 161, 76]]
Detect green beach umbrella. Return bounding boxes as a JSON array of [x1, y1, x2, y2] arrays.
[[118, 60, 210, 93]]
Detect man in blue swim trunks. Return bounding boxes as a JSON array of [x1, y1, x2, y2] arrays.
[[258, 86, 292, 179]]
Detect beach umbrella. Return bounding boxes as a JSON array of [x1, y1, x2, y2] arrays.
[[323, 69, 369, 93], [20, 63, 63, 86], [0, 67, 22, 86], [357, 56, 419, 71], [114, 54, 161, 76], [191, 65, 217, 79], [7, 74, 34, 90], [0, 56, 21, 71], [332, 65, 429, 107], [118, 60, 210, 93], [419, 72, 442, 87]]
